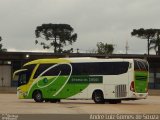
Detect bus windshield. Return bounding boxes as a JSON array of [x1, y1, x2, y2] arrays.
[[14, 64, 35, 87]]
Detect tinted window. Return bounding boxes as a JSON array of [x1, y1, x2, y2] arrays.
[[34, 64, 71, 78], [18, 71, 28, 86], [72, 62, 129, 75], [18, 70, 33, 86], [33, 62, 129, 78], [134, 60, 148, 71], [18, 64, 36, 86], [34, 64, 53, 78]]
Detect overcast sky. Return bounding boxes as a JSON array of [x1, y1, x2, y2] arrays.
[[0, 0, 160, 54]]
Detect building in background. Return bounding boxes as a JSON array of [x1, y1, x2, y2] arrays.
[[0, 52, 160, 89]]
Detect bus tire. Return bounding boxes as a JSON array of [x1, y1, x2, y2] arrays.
[[33, 90, 44, 103], [93, 90, 105, 104]]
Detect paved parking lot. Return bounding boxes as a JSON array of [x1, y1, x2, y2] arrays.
[[0, 94, 160, 114]]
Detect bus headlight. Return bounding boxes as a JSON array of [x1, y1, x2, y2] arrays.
[[23, 92, 27, 97]]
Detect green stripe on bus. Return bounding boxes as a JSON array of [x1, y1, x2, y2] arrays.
[[26, 76, 92, 99]]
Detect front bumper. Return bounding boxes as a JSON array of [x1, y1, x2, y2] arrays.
[[17, 90, 28, 99]]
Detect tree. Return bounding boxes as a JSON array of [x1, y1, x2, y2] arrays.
[[35, 23, 77, 53], [0, 36, 7, 52], [131, 28, 156, 55], [63, 48, 73, 54], [150, 29, 160, 55], [97, 42, 114, 54]]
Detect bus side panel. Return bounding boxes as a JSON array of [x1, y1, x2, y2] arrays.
[[69, 84, 89, 99], [68, 75, 104, 99], [70, 73, 130, 100], [56, 83, 89, 99], [103, 73, 129, 99], [70, 84, 105, 99], [27, 75, 90, 99]]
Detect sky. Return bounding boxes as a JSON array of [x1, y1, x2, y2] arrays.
[[0, 0, 160, 54]]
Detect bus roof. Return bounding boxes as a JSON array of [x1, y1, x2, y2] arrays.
[[24, 57, 135, 66]]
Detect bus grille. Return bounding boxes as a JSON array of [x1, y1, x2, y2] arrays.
[[115, 84, 127, 98]]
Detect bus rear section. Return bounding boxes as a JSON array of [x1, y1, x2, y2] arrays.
[[129, 59, 149, 99]]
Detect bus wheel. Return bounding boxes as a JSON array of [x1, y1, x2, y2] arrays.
[[33, 91, 44, 103], [93, 91, 105, 104]]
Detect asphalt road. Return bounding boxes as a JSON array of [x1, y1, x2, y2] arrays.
[[0, 94, 160, 114]]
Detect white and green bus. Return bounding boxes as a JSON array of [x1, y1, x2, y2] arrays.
[[13, 57, 149, 104]]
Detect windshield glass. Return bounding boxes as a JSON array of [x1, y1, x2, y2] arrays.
[[18, 71, 28, 86], [16, 64, 35, 87]]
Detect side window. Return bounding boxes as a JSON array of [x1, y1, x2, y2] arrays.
[[72, 63, 90, 75], [43, 64, 71, 76], [34, 64, 53, 78], [72, 62, 129, 75], [34, 64, 71, 78], [33, 62, 129, 78], [100, 62, 129, 75]]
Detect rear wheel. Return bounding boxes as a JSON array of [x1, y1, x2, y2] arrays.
[[93, 91, 105, 104], [33, 91, 44, 103]]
